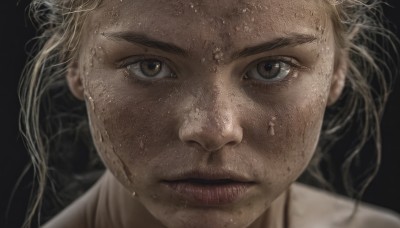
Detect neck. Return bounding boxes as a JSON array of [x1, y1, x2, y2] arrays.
[[93, 171, 289, 228]]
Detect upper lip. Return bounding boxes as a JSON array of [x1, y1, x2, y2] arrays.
[[162, 169, 255, 183]]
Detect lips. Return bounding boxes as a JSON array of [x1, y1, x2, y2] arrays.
[[161, 170, 255, 206]]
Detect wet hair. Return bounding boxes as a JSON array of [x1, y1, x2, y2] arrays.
[[18, 0, 398, 227]]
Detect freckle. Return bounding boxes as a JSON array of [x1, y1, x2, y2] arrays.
[[287, 166, 291, 172]]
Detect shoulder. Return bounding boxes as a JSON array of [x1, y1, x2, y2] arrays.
[[289, 182, 400, 228], [42, 177, 102, 228]]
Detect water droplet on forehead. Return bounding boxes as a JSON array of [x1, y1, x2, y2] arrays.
[[213, 48, 224, 63]]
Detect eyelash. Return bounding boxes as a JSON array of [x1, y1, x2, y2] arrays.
[[118, 55, 177, 85], [117, 55, 305, 87], [242, 56, 305, 88]]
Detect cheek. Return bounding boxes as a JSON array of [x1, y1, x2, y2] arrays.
[[83, 75, 179, 187], [246, 79, 331, 184]]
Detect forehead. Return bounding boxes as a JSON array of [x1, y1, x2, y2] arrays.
[[89, 0, 330, 51]]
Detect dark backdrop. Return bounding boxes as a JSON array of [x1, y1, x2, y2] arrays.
[[1, 1, 399, 228]]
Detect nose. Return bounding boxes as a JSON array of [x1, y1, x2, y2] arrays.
[[178, 86, 243, 152]]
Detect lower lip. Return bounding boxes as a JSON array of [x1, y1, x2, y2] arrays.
[[163, 181, 253, 206]]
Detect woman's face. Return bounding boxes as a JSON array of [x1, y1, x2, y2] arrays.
[[70, 0, 344, 227]]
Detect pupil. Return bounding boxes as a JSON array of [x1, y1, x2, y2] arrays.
[[141, 60, 161, 77], [258, 61, 281, 79]]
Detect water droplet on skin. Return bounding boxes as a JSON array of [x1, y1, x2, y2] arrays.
[[88, 96, 95, 111], [139, 140, 144, 150], [268, 122, 275, 136], [268, 117, 276, 136], [201, 57, 206, 63], [132, 191, 136, 197], [209, 66, 218, 73], [99, 133, 103, 142], [213, 48, 224, 63]]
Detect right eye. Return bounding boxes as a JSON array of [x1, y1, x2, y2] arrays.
[[125, 59, 175, 80]]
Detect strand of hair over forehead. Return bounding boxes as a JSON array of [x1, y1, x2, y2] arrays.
[[18, 0, 398, 227]]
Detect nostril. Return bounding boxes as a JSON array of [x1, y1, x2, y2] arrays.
[[182, 132, 242, 152]]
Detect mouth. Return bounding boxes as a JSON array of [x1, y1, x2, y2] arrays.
[[161, 171, 255, 206]]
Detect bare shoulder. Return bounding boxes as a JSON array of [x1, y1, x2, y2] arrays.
[[290, 182, 400, 228], [41, 179, 101, 228]]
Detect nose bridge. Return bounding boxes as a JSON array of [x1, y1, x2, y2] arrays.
[[179, 80, 243, 152]]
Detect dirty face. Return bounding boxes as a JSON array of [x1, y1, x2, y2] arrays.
[[71, 0, 343, 227]]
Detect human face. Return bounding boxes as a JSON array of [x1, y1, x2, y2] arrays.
[[74, 0, 341, 227]]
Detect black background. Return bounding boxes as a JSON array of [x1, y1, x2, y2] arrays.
[[1, 1, 399, 228]]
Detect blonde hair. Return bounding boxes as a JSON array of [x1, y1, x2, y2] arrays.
[[18, 0, 398, 227]]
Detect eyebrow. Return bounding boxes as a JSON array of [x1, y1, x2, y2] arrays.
[[102, 32, 189, 57], [232, 33, 317, 59], [103, 32, 317, 60]]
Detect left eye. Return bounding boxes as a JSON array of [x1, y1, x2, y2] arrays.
[[126, 59, 174, 80], [245, 60, 292, 82]]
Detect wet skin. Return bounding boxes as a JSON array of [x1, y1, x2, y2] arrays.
[[67, 0, 346, 227]]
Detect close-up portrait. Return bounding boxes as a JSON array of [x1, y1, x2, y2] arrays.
[[1, 0, 400, 227]]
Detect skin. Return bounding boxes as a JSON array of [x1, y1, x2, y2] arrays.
[[59, 0, 353, 227]]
